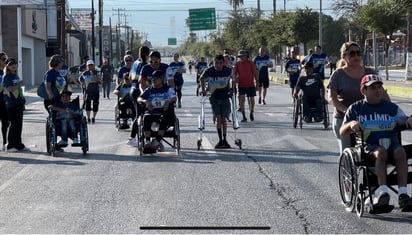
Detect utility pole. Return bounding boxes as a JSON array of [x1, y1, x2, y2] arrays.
[[109, 17, 113, 63], [319, 0, 323, 47], [98, 0, 103, 66], [406, 12, 412, 80], [60, 0, 66, 60], [113, 8, 126, 64], [91, 0, 95, 62], [273, 0, 276, 14]]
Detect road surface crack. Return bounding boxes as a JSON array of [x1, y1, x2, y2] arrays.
[[246, 154, 310, 234]]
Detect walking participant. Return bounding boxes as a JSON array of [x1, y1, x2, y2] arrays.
[[169, 53, 186, 108], [285, 50, 301, 97], [308, 45, 328, 80], [139, 51, 174, 93], [195, 57, 208, 97], [100, 58, 114, 99], [79, 55, 89, 73], [3, 58, 28, 152], [253, 47, 273, 105], [0, 51, 8, 151], [43, 55, 66, 112], [200, 54, 234, 149], [234, 50, 258, 122], [127, 46, 150, 146], [79, 60, 102, 123]]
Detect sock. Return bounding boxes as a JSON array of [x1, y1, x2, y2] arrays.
[[378, 185, 389, 194], [217, 128, 222, 141], [399, 186, 408, 196]]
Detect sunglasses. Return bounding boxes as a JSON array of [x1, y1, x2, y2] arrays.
[[348, 50, 361, 57], [125, 60, 132, 62], [150, 60, 160, 64]]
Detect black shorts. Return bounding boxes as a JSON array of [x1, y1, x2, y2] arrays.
[[259, 77, 269, 88], [238, 87, 256, 97]]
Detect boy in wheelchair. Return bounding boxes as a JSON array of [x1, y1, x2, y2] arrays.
[[49, 90, 81, 147], [293, 62, 325, 123], [340, 74, 412, 209], [114, 72, 136, 129], [137, 70, 176, 152]]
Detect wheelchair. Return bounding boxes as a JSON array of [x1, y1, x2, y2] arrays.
[[115, 96, 136, 130], [45, 96, 89, 156], [136, 103, 180, 156], [338, 129, 412, 217], [292, 93, 329, 129]]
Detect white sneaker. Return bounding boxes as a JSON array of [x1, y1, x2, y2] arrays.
[[6, 147, 18, 152], [126, 138, 138, 147]]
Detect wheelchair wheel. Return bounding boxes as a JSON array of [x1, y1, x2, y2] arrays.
[[339, 148, 358, 211], [323, 101, 330, 129], [292, 98, 301, 129], [115, 103, 120, 130], [81, 116, 89, 155], [356, 191, 365, 217], [173, 117, 180, 155], [138, 119, 144, 156]]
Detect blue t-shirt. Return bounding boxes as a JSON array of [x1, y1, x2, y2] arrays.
[[140, 85, 176, 115], [169, 61, 185, 86], [200, 66, 232, 99], [118, 66, 131, 82], [141, 63, 170, 84], [285, 58, 301, 82], [195, 62, 208, 76], [130, 60, 147, 81], [253, 55, 272, 80], [3, 73, 25, 107], [343, 99, 407, 145], [44, 69, 66, 100], [79, 64, 87, 73], [79, 70, 100, 94], [115, 83, 133, 103], [0, 70, 4, 102], [309, 53, 328, 78]]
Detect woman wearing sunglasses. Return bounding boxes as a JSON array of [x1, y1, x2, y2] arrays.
[[139, 51, 174, 93], [328, 41, 390, 154]]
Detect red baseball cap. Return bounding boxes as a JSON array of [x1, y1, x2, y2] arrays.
[[361, 74, 383, 87]]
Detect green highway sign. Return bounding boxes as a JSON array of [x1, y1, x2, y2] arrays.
[[168, 38, 177, 46], [189, 8, 216, 31]]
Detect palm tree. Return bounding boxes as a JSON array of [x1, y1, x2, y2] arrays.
[[228, 0, 244, 14]]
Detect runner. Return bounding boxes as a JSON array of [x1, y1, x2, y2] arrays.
[[309, 45, 328, 80], [285, 50, 301, 97], [253, 47, 273, 105], [169, 53, 186, 108], [195, 57, 208, 97]]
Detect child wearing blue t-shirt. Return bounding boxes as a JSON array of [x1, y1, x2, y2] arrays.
[[340, 74, 412, 210]]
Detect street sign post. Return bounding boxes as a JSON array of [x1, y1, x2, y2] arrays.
[[168, 38, 177, 46], [188, 8, 216, 31]]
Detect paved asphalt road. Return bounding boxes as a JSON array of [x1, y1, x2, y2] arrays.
[[0, 62, 412, 233]]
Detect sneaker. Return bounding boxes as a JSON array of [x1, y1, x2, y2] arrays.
[[72, 138, 79, 144], [399, 194, 412, 208], [303, 116, 312, 123], [57, 140, 68, 147], [373, 192, 390, 206], [214, 140, 225, 149], [241, 118, 247, 122], [262, 99, 266, 105], [314, 117, 323, 122], [250, 112, 254, 121], [157, 141, 165, 152], [151, 139, 160, 150], [222, 140, 231, 148], [258, 97, 262, 104], [92, 118, 95, 123], [126, 138, 138, 147], [119, 124, 130, 129], [87, 118, 91, 123], [6, 147, 18, 152]]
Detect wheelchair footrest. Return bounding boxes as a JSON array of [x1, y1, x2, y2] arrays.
[[71, 143, 83, 147], [143, 148, 157, 154], [369, 204, 394, 214]]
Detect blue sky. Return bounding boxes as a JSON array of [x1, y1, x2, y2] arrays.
[[67, 0, 334, 47]]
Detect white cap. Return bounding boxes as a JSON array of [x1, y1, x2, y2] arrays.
[[86, 60, 95, 65]]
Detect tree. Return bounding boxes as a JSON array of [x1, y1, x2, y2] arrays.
[[358, 0, 407, 79]]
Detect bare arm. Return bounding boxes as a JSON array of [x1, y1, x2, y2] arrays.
[[328, 89, 347, 113], [340, 120, 362, 137]]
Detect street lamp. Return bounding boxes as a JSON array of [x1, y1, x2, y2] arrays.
[[319, 0, 322, 47]]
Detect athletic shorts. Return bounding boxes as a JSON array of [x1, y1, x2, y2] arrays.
[[364, 137, 401, 160], [259, 77, 269, 88], [289, 77, 299, 89], [209, 97, 230, 118], [238, 87, 256, 97]]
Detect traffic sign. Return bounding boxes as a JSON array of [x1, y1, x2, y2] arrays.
[[188, 8, 216, 31], [168, 38, 177, 46]]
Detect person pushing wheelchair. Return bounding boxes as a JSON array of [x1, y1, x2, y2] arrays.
[[137, 70, 176, 152], [340, 74, 412, 210], [293, 62, 325, 123]]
